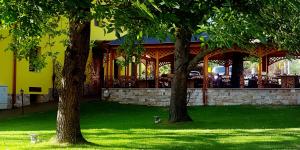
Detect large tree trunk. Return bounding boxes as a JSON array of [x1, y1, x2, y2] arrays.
[[56, 16, 91, 143], [231, 52, 244, 88], [169, 27, 192, 122]]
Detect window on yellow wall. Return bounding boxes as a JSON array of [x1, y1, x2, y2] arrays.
[[29, 47, 41, 72], [94, 20, 99, 27]]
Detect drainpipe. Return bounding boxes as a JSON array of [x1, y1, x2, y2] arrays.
[[12, 52, 17, 108]]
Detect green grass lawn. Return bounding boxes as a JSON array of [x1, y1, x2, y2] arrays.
[[0, 100, 300, 150]]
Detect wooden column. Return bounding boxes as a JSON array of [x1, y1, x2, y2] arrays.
[[155, 51, 159, 88], [225, 61, 230, 80], [202, 56, 209, 105], [135, 64, 138, 79], [139, 62, 142, 80], [126, 63, 130, 79], [124, 65, 127, 87], [266, 55, 269, 75], [99, 50, 104, 99], [127, 63, 130, 87], [105, 49, 109, 88], [258, 48, 263, 88], [109, 50, 114, 88], [145, 59, 148, 88], [131, 62, 137, 80]]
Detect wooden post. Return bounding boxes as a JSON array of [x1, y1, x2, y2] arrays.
[[139, 62, 142, 80], [202, 56, 209, 105], [127, 63, 130, 87], [266, 55, 269, 75], [105, 49, 109, 88], [134, 63, 137, 79], [225, 61, 230, 80], [155, 51, 159, 88], [126, 63, 130, 80], [146, 59, 148, 88], [109, 50, 114, 88], [124, 65, 127, 87], [99, 50, 104, 99]]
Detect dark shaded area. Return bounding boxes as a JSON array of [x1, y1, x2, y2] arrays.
[[0, 100, 300, 131], [231, 52, 244, 88]]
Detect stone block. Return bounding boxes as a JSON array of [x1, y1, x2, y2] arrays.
[[15, 94, 30, 107]]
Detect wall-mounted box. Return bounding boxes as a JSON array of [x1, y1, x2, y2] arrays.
[[0, 86, 9, 109]]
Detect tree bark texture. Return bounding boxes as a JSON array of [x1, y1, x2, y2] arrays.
[[169, 27, 192, 123], [56, 18, 91, 143], [231, 52, 244, 88]]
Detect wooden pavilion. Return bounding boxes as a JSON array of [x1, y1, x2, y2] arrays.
[[89, 37, 300, 96]]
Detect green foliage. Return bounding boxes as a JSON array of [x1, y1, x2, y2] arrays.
[[1, 0, 299, 70], [202, 1, 300, 53], [198, 7, 266, 50], [159, 64, 171, 75], [0, 0, 94, 71], [260, 0, 300, 52], [95, 0, 228, 66], [289, 60, 300, 75], [0, 0, 64, 70], [244, 56, 259, 63], [95, 0, 300, 68]]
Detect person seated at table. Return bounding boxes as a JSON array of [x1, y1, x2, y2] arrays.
[[248, 75, 258, 88], [213, 74, 223, 88], [216, 74, 223, 88]]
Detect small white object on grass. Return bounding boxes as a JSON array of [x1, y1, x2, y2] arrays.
[[154, 116, 161, 124], [29, 134, 38, 144]]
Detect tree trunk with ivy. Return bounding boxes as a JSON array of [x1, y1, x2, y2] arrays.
[[169, 27, 193, 122], [56, 13, 91, 143]]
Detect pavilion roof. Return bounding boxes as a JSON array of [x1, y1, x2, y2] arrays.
[[107, 33, 208, 46]]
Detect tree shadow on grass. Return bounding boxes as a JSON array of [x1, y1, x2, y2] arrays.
[[21, 128, 299, 150], [1, 101, 300, 131], [82, 128, 300, 150]]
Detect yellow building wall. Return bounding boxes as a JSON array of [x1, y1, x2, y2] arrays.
[[0, 29, 67, 95], [1, 22, 117, 95], [0, 29, 13, 93], [90, 22, 116, 41], [16, 33, 67, 95]]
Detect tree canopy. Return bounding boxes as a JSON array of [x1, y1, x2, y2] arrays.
[[1, 0, 300, 144], [204, 0, 300, 53]]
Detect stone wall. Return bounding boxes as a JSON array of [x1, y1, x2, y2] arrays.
[[13, 93, 52, 108], [14, 94, 30, 107], [1, 88, 53, 109], [104, 88, 300, 106], [104, 88, 203, 106], [13, 88, 53, 108], [6, 94, 12, 109], [207, 88, 300, 105]]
